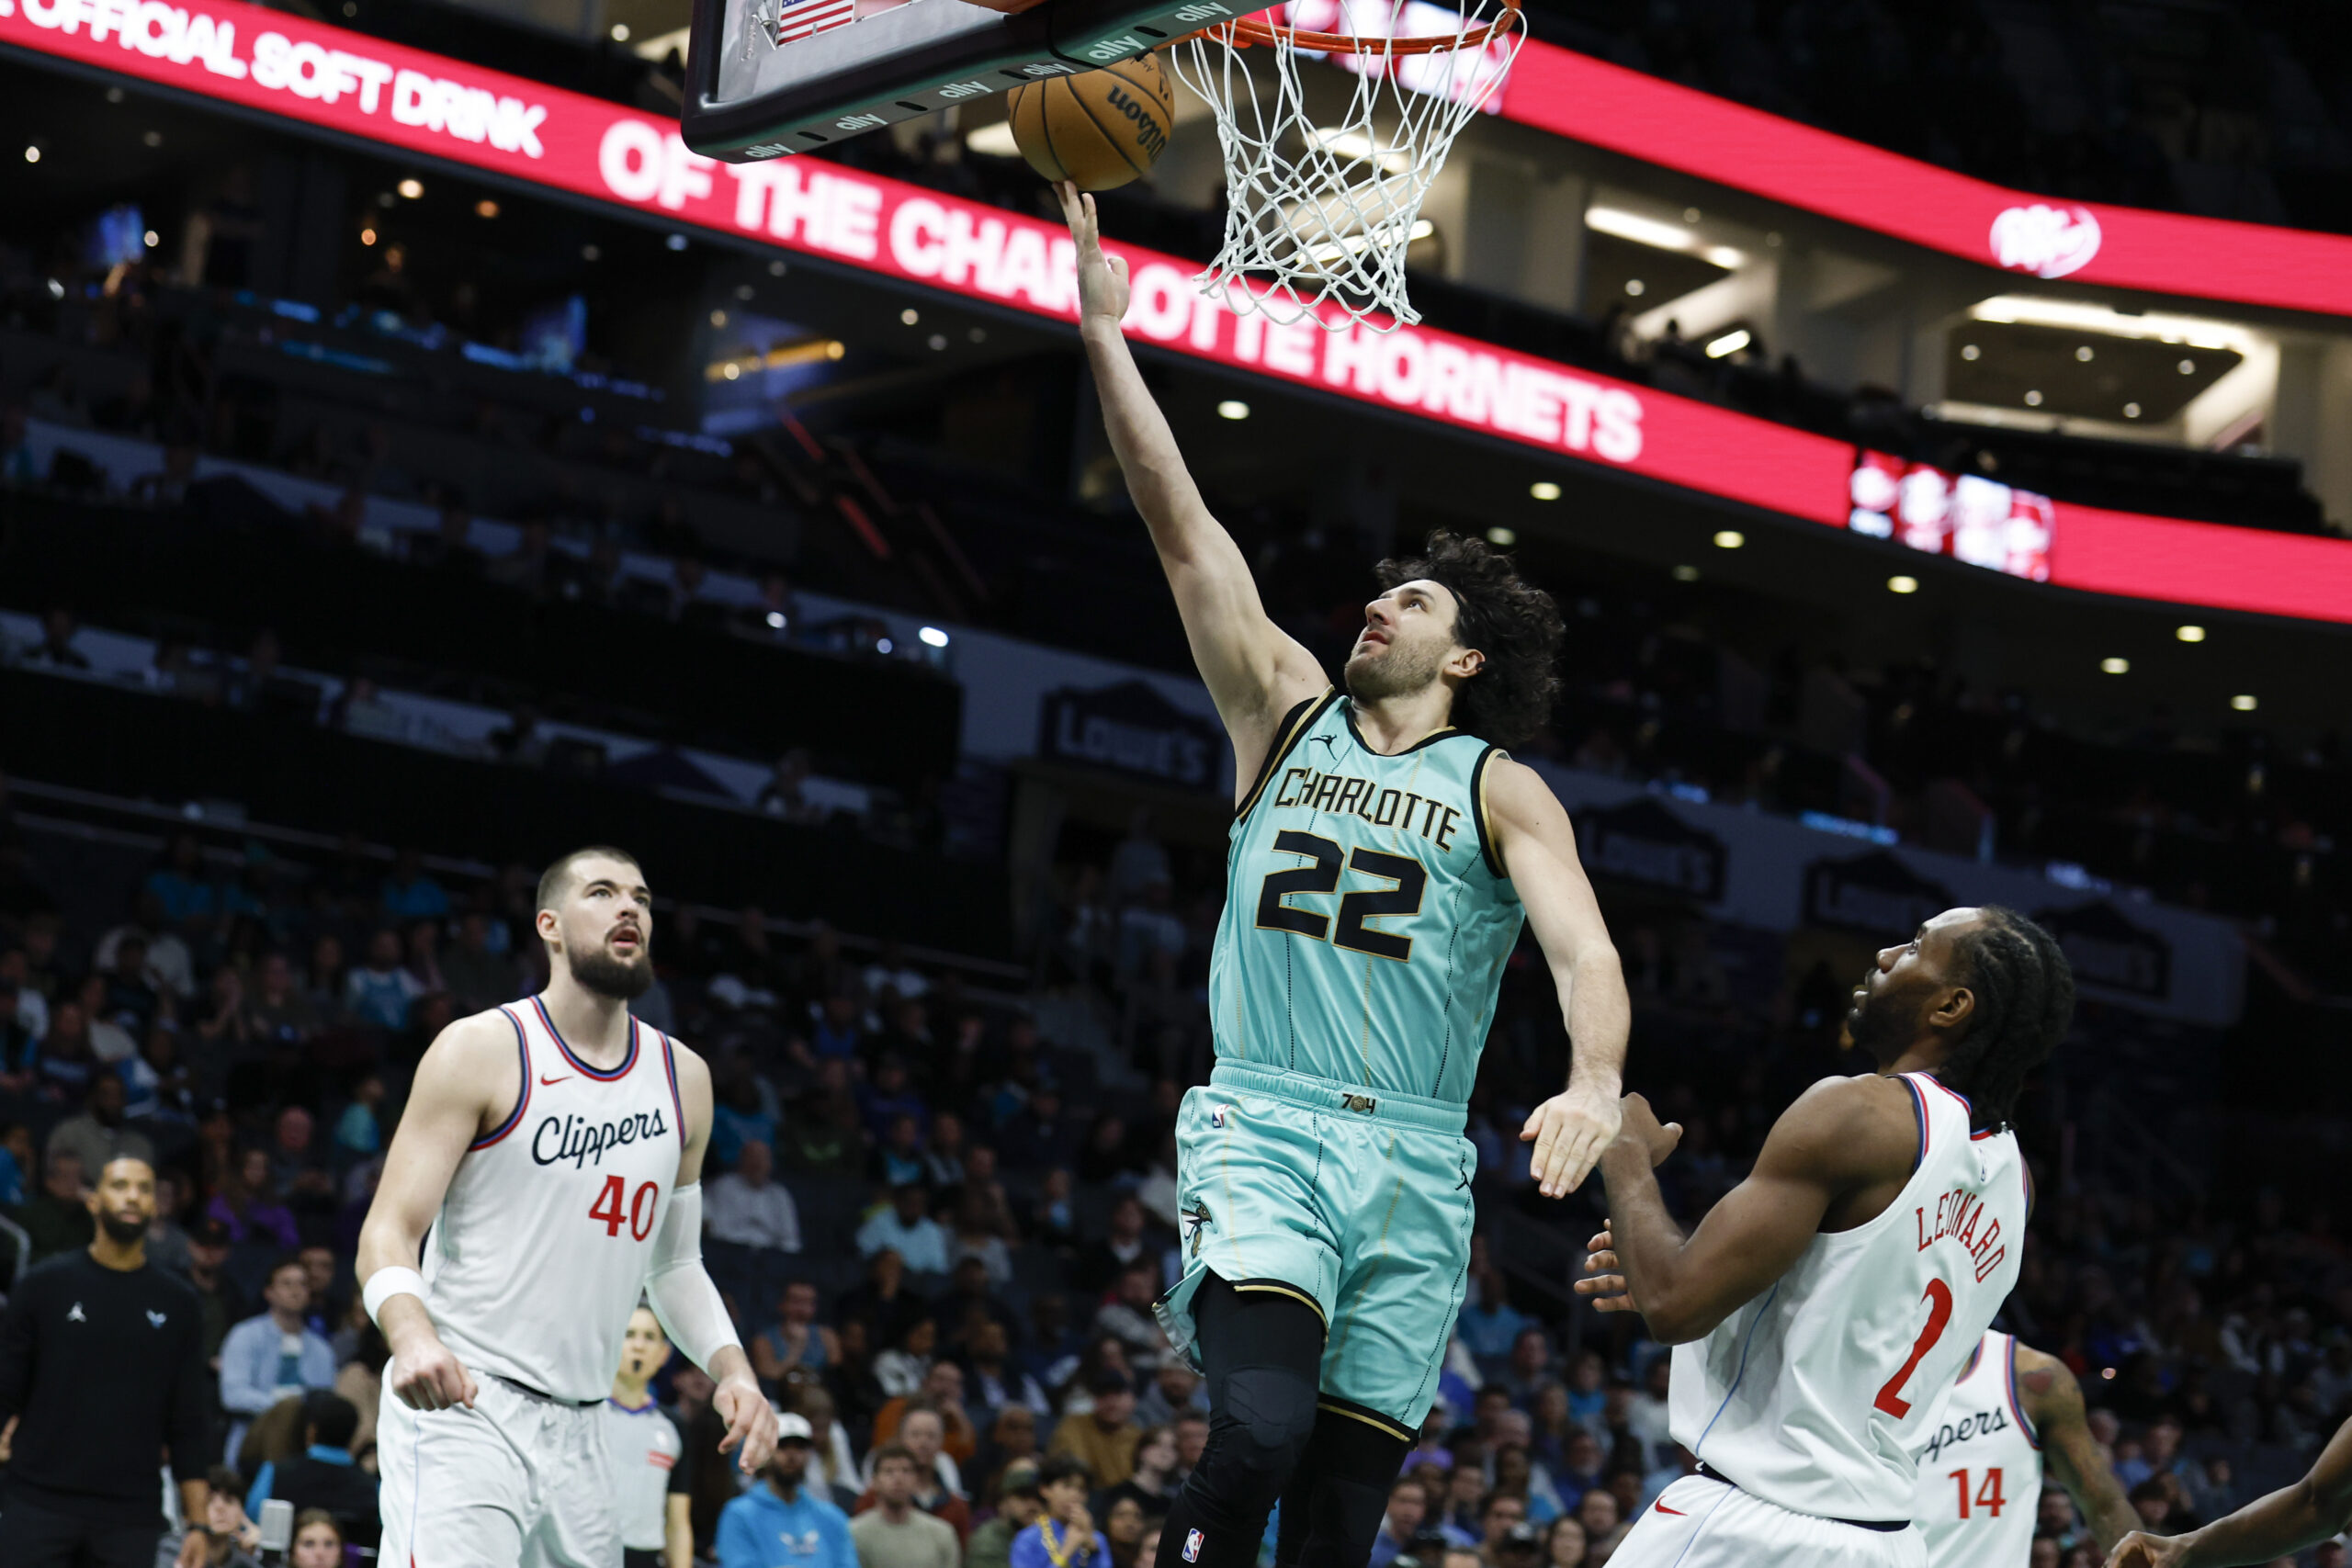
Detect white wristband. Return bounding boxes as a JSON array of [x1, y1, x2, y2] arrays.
[[363, 1266, 427, 1328]]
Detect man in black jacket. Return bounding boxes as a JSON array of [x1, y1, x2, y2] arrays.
[[0, 1155, 212, 1568]]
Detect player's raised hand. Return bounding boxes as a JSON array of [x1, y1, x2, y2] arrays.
[[1521, 1081, 1625, 1197], [1575, 1223, 1638, 1313], [2104, 1533, 2189, 1567], [388, 1328, 478, 1412], [1057, 181, 1130, 328], [714, 1372, 779, 1474]]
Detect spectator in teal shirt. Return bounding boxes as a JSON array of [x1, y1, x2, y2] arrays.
[[718, 1412, 858, 1568]]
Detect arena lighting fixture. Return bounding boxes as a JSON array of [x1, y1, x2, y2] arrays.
[[1713, 530, 1745, 549], [143, 230, 158, 247], [397, 178, 424, 199], [965, 121, 1020, 158], [2176, 625, 2207, 643], [609, 22, 629, 39], [1217, 400, 1251, 420], [900, 308, 920, 325], [1305, 126, 1412, 175], [710, 310, 728, 327], [1671, 564, 1700, 581], [919, 626, 951, 649], [1967, 295, 2258, 356], [475, 199, 500, 219], [706, 339, 845, 380], [1486, 526, 1517, 547], [1584, 206, 1693, 253], [2100, 657, 2130, 674], [22, 145, 37, 163], [1704, 329, 1750, 359], [359, 228, 377, 245], [1887, 575, 1919, 594], [1306, 220, 1435, 268], [1529, 481, 1561, 501], [1702, 246, 1745, 268], [2232, 694, 2258, 711]]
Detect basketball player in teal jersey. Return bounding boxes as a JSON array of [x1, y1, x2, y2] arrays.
[[1059, 185, 1633, 1568]]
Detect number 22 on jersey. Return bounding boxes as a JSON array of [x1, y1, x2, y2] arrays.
[[1255, 830, 1427, 961], [590, 1176, 661, 1241]]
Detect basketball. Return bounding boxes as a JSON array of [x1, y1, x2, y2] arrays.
[[1008, 53, 1175, 191]]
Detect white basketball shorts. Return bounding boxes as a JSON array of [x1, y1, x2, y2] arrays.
[[1610, 1475, 1927, 1568], [377, 1369, 621, 1568]]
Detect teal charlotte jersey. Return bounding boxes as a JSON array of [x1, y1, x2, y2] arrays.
[[1157, 687, 1521, 1436], [1210, 687, 1524, 1105]]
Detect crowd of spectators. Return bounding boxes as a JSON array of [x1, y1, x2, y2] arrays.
[[3, 762, 2351, 1564], [9, 193, 2349, 985]]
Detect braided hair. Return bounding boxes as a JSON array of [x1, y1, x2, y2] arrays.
[[1939, 907, 2075, 1133]]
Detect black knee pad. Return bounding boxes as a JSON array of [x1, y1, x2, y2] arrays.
[[1198, 1363, 1318, 1513], [1295, 1409, 1411, 1568]]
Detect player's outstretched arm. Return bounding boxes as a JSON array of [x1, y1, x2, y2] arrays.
[[1058, 182, 1326, 784], [652, 1043, 777, 1476], [1487, 761, 1628, 1198], [1583, 1076, 1909, 1344], [355, 1012, 511, 1411], [2110, 1413, 2352, 1568], [2020, 1346, 2140, 1551]]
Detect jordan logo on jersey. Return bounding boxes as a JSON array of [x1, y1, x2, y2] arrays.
[[1917, 1402, 2012, 1464], [531, 1107, 670, 1169]]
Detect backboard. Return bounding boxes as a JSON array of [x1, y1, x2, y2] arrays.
[[681, 0, 1232, 162]]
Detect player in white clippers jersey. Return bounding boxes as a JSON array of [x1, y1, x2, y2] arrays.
[[356, 846, 777, 1568], [1912, 1330, 2136, 1566], [1577, 905, 2075, 1568], [606, 1306, 692, 1568]]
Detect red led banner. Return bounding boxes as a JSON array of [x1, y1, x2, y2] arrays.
[[1493, 43, 2352, 321], [6, 0, 2349, 624]]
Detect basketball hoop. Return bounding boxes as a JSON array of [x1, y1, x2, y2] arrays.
[[1170, 0, 1523, 333]]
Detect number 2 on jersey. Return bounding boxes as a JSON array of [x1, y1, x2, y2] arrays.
[[1874, 1278, 1954, 1416], [589, 1175, 661, 1241], [1948, 1468, 2006, 1518]]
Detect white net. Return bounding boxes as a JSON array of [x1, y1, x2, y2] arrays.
[[1170, 0, 1523, 333]]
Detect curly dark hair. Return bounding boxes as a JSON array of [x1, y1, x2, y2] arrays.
[[1373, 530, 1563, 749], [1940, 907, 2075, 1134]]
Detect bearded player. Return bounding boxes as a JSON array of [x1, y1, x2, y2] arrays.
[[1580, 907, 2072, 1567], [1062, 183, 1631, 1568], [1910, 1328, 2135, 1564], [356, 847, 776, 1567]]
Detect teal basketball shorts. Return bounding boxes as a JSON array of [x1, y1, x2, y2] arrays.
[[1154, 1062, 1477, 1438]]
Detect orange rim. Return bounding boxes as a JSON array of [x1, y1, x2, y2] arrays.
[[1193, 0, 1521, 53]]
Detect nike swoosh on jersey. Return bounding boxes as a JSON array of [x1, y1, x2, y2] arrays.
[[1654, 1503, 1685, 1516], [540, 1075, 572, 1086]]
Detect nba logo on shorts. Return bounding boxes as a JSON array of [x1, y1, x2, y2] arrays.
[[1209, 1103, 1233, 1128], [1182, 1529, 1204, 1562]]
